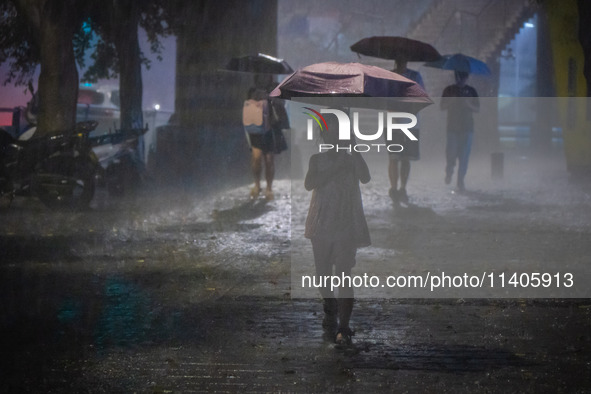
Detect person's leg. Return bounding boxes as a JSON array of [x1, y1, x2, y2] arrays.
[[398, 159, 410, 203], [400, 159, 410, 189], [388, 157, 400, 190], [336, 268, 354, 335], [251, 147, 263, 197], [334, 242, 356, 344], [312, 238, 337, 332], [456, 132, 473, 191], [263, 152, 275, 200], [445, 133, 458, 184], [388, 157, 400, 202]]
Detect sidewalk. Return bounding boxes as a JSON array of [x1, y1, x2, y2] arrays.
[[2, 153, 590, 392]]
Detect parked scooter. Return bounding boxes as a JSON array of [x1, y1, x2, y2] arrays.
[[0, 120, 99, 209], [91, 127, 147, 197]]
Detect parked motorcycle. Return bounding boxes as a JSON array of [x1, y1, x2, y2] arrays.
[[0, 120, 99, 209], [91, 127, 147, 197]]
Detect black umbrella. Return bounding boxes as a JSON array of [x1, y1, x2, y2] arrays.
[[350, 36, 441, 62], [225, 53, 294, 75]]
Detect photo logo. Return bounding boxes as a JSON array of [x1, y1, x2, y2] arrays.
[[303, 107, 329, 132], [304, 108, 418, 153]]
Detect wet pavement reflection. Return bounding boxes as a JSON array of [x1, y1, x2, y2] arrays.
[[1, 154, 590, 392]]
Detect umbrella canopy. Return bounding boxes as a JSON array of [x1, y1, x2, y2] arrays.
[[350, 36, 441, 62], [270, 62, 430, 102], [424, 53, 491, 75], [225, 53, 293, 74]]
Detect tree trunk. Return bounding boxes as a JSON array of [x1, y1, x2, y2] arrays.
[[18, 0, 79, 136], [112, 2, 143, 131]]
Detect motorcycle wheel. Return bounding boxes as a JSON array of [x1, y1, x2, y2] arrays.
[[33, 155, 96, 210]]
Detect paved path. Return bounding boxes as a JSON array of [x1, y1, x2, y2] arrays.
[[1, 154, 591, 392]]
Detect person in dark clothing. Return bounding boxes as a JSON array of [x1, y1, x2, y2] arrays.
[[440, 71, 479, 192], [304, 119, 371, 346]]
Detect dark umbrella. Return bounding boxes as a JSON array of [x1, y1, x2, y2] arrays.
[[424, 53, 491, 75], [225, 53, 293, 75], [350, 36, 441, 62]]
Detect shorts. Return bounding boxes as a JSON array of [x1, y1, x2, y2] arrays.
[[388, 128, 420, 160], [247, 130, 274, 153]]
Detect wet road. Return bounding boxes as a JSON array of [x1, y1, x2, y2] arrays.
[[1, 153, 590, 392]]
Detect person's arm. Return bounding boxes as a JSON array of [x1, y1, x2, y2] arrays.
[[304, 155, 318, 191], [351, 150, 370, 184], [466, 88, 480, 113]]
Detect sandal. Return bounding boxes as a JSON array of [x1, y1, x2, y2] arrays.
[[335, 327, 354, 346], [250, 185, 260, 199]]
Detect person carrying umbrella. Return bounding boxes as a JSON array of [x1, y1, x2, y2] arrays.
[[225, 54, 293, 200], [440, 71, 480, 192], [270, 62, 431, 345], [243, 73, 290, 201], [304, 115, 371, 346], [350, 36, 440, 206], [389, 54, 425, 205], [424, 53, 489, 191], [243, 74, 276, 200]]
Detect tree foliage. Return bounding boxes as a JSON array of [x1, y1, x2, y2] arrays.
[[0, 0, 39, 87], [1, 0, 88, 134], [80, 0, 175, 129], [80, 0, 174, 84], [1, 0, 174, 86], [0, 0, 175, 134]]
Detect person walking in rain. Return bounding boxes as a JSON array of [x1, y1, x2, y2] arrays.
[[440, 71, 479, 192], [243, 74, 276, 200], [304, 116, 371, 346], [389, 55, 425, 205]]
